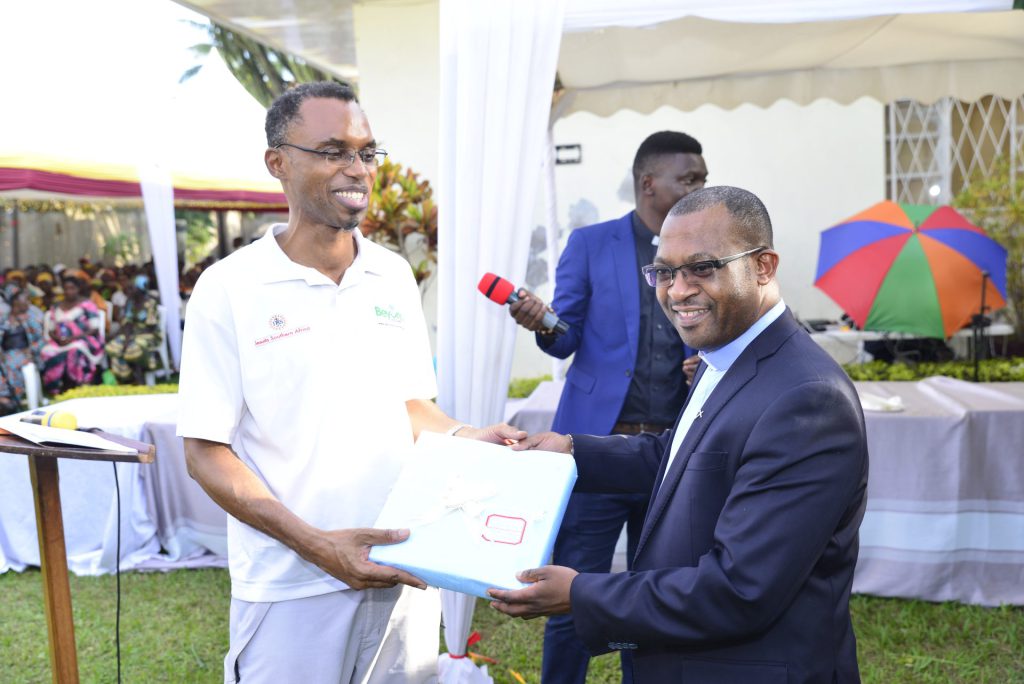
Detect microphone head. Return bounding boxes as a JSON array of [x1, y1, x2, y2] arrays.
[[478, 273, 516, 305]]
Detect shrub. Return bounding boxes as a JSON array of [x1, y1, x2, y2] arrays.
[[842, 358, 1024, 382], [508, 375, 552, 398], [53, 384, 179, 403]]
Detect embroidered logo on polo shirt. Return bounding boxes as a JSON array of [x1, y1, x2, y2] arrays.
[[255, 316, 310, 348], [374, 305, 404, 328]]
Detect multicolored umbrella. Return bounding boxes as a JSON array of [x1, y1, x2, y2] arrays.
[[814, 201, 1007, 339]]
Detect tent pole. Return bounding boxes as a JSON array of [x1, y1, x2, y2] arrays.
[[216, 210, 228, 260], [543, 125, 566, 382], [12, 204, 19, 267], [973, 271, 990, 382]]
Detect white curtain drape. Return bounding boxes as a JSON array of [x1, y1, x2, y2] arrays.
[[436, 0, 566, 678], [436, 0, 566, 427], [138, 165, 182, 368], [437, 589, 491, 683]]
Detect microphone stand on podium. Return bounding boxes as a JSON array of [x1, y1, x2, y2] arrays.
[[0, 427, 155, 684], [971, 270, 991, 383]]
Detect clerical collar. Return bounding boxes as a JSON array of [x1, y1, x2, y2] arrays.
[[631, 211, 660, 246]]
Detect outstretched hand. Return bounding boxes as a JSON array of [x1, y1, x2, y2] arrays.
[[311, 527, 426, 591], [488, 565, 578, 619], [509, 431, 572, 454], [461, 423, 528, 445]]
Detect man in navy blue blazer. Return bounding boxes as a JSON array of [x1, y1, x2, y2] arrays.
[[493, 186, 868, 683], [509, 132, 707, 683]]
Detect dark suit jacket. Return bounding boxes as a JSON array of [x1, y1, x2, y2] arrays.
[[540, 211, 689, 434], [568, 311, 869, 683]]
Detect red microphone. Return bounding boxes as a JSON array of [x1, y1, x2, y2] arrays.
[[478, 273, 569, 336]]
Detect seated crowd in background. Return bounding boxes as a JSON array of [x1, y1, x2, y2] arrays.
[[0, 255, 211, 414], [105, 273, 162, 385], [38, 274, 105, 394]]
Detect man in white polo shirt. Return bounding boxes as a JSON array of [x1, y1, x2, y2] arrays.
[[177, 81, 523, 684]]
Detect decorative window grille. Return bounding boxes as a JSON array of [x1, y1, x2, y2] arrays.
[[886, 96, 1024, 205]]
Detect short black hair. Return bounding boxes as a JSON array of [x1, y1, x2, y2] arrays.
[[61, 274, 85, 290], [265, 81, 359, 148], [669, 186, 774, 249], [632, 131, 703, 183]]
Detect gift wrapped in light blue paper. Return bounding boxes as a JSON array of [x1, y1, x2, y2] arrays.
[[369, 431, 577, 598]]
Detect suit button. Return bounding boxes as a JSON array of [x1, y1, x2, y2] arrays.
[[625, 370, 632, 377]]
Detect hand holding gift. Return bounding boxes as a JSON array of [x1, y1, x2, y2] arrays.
[[488, 565, 578, 619], [308, 527, 426, 591]]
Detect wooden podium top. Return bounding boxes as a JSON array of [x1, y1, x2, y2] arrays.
[[0, 430, 155, 464]]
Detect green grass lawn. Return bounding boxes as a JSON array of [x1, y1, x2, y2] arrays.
[[1, 568, 1022, 683]]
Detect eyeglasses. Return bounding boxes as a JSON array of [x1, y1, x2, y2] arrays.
[[642, 247, 766, 287], [275, 143, 388, 168]]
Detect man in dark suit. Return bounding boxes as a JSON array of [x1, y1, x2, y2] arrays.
[[492, 186, 868, 683], [509, 132, 706, 683]]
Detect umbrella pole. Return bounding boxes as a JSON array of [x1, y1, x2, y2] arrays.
[[972, 271, 990, 382]]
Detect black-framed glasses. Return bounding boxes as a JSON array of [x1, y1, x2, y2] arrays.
[[642, 246, 767, 287], [275, 143, 387, 168]]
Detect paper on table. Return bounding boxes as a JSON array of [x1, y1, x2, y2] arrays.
[[0, 416, 138, 453]]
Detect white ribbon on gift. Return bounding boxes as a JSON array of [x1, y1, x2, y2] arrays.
[[410, 474, 498, 535], [408, 474, 549, 539]]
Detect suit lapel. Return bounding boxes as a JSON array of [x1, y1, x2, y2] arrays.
[[633, 310, 802, 561], [633, 360, 754, 559], [611, 213, 640, 363]]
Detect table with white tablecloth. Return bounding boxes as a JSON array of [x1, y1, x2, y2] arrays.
[[506, 377, 1024, 606], [0, 394, 225, 575]]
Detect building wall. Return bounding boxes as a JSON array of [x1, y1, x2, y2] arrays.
[[353, 1, 440, 188]]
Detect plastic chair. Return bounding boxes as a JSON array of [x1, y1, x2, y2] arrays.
[[22, 361, 45, 410], [144, 305, 173, 386]]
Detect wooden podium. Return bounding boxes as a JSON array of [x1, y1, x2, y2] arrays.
[[0, 432, 155, 684]]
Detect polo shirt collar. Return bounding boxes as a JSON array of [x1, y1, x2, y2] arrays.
[[700, 299, 787, 373], [256, 223, 386, 286]]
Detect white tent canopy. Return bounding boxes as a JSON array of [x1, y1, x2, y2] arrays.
[[558, 6, 1024, 115]]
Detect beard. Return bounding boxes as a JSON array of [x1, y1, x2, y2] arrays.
[[335, 216, 361, 232]]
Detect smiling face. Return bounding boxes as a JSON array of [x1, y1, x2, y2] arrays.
[[655, 204, 778, 351], [266, 97, 377, 232]]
